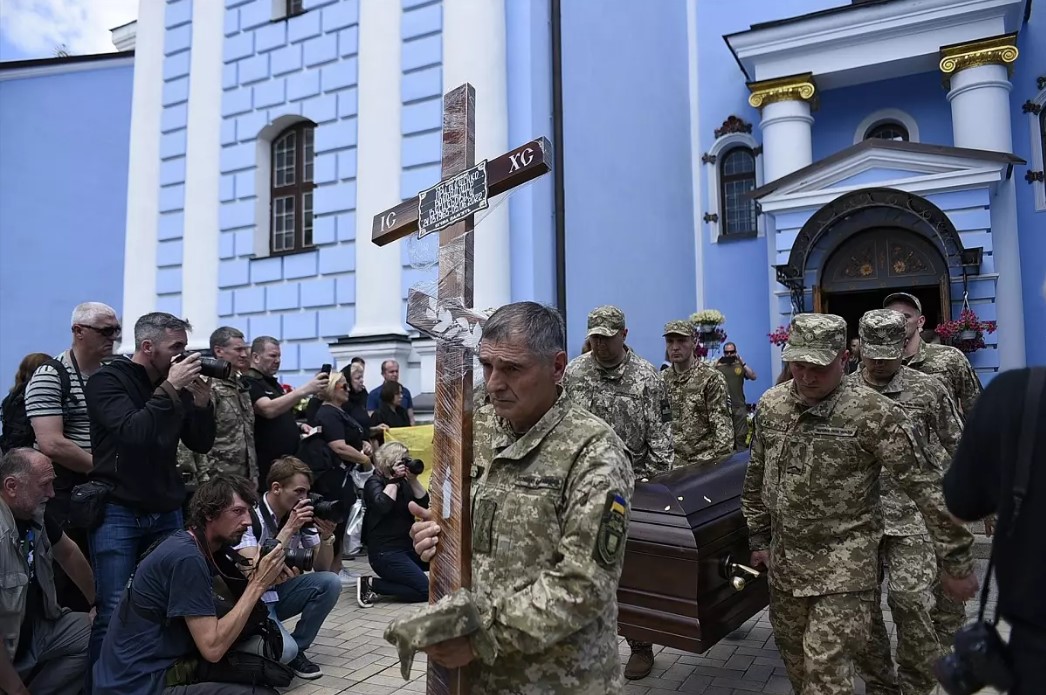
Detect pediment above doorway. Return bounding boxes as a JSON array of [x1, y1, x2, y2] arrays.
[[751, 139, 1024, 214]]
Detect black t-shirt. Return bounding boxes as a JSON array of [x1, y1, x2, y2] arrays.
[[15, 512, 63, 657], [371, 404, 410, 429], [363, 475, 429, 554], [314, 403, 365, 451], [247, 371, 302, 481], [944, 368, 1046, 631]]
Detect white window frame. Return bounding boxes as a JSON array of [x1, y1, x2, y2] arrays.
[[253, 114, 315, 258], [1028, 87, 1046, 212], [853, 108, 920, 145], [703, 132, 764, 243]]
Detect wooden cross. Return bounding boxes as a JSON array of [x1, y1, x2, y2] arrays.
[[372, 83, 551, 694]]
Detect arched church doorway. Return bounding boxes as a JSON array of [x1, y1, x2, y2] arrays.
[[816, 228, 949, 340]]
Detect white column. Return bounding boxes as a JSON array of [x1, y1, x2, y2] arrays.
[[686, 0, 704, 310], [182, 0, 224, 349], [948, 64, 1014, 153], [442, 0, 511, 311], [352, 0, 406, 338], [758, 100, 814, 182], [943, 44, 1025, 368], [119, 0, 166, 350]]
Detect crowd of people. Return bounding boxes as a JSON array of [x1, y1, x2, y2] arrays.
[[0, 290, 1040, 694], [0, 304, 431, 693]]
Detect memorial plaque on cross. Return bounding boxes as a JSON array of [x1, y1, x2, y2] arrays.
[[372, 83, 551, 694]]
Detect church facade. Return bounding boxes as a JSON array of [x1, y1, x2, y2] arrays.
[[3, 0, 1043, 401]]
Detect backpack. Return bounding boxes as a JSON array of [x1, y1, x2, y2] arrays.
[[0, 358, 74, 453]]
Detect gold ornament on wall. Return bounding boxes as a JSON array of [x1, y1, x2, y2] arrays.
[[939, 33, 1019, 88], [747, 72, 817, 109]]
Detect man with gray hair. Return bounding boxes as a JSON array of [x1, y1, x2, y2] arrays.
[[0, 447, 94, 695], [82, 312, 216, 689], [24, 301, 118, 610], [402, 301, 635, 692], [177, 326, 257, 486]]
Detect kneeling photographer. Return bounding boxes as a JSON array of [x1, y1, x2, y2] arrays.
[[356, 442, 429, 608], [234, 456, 342, 681], [93, 474, 287, 694]]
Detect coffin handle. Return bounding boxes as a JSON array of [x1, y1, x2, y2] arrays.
[[720, 555, 763, 592]]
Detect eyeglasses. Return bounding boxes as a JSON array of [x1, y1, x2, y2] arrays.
[[78, 324, 122, 338], [723, 350, 736, 355]]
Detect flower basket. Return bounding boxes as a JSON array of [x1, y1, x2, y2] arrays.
[[690, 309, 726, 334], [935, 308, 996, 354], [768, 325, 790, 348]]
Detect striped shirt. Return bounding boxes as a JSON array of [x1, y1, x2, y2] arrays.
[[25, 350, 91, 489]]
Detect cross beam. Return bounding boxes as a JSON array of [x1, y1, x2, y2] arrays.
[[372, 136, 552, 247]]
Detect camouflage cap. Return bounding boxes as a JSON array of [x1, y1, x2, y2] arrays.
[[587, 305, 625, 337], [663, 319, 694, 337], [883, 292, 922, 314], [781, 313, 847, 366], [858, 309, 906, 360]]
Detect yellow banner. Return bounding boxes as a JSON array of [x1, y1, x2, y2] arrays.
[[384, 425, 435, 491]]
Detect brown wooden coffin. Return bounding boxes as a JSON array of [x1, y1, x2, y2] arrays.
[[617, 450, 769, 653]]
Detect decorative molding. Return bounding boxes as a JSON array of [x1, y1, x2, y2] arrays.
[[939, 32, 1018, 87], [1026, 171, 1045, 183], [703, 212, 719, 223], [747, 72, 817, 109], [702, 132, 765, 243], [1022, 100, 1042, 115], [714, 115, 753, 138], [853, 108, 921, 145], [701, 152, 717, 165], [1038, 76, 1046, 90], [753, 145, 763, 157]]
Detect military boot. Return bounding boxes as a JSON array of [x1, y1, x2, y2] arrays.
[[624, 644, 654, 679]]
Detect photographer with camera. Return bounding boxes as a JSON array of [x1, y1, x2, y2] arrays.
[[82, 313, 216, 690], [356, 442, 429, 608], [93, 474, 287, 694], [233, 456, 341, 680]]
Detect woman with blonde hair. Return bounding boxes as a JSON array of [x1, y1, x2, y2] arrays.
[[355, 441, 429, 608]]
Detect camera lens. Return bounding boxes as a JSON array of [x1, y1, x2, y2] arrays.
[[260, 538, 315, 572], [179, 351, 232, 380], [407, 458, 424, 475], [307, 493, 344, 522]]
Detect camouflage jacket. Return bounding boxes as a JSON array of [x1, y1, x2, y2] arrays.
[[561, 350, 673, 478], [177, 374, 257, 486], [466, 391, 634, 693], [742, 381, 974, 597], [848, 366, 967, 537], [661, 361, 733, 469], [905, 341, 982, 418]]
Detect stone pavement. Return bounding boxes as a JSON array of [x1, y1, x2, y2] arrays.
[[280, 557, 999, 694]]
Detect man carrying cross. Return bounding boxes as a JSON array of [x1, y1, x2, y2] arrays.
[[400, 302, 635, 693]]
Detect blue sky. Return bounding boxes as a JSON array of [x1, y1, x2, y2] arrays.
[[0, 0, 137, 62]]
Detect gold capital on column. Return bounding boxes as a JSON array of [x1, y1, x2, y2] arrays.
[[747, 73, 817, 109], [939, 33, 1019, 87]]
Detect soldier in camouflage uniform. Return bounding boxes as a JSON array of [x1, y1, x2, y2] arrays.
[[884, 292, 983, 645], [848, 310, 971, 695], [176, 327, 258, 488], [662, 319, 733, 468], [742, 313, 978, 695], [560, 305, 672, 679], [406, 302, 634, 694]]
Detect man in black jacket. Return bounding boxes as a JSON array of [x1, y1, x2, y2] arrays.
[[943, 367, 1046, 693], [83, 312, 216, 691]]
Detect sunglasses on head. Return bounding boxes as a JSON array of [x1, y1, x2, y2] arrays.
[[78, 324, 121, 338]]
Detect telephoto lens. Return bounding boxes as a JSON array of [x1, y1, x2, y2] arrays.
[[260, 538, 315, 573], [178, 351, 232, 380]]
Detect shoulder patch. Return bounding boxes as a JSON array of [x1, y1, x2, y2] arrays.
[[594, 491, 628, 569]]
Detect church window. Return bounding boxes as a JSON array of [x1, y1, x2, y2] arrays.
[[287, 0, 304, 16], [719, 147, 758, 236], [865, 122, 909, 142], [270, 123, 315, 255]]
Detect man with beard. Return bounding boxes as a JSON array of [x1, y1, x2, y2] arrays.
[[0, 448, 94, 695], [848, 310, 970, 695], [178, 327, 258, 487], [93, 474, 286, 694]]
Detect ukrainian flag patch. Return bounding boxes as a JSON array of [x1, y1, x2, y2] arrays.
[[594, 491, 628, 569]]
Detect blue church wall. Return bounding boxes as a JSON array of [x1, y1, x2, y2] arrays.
[[559, 0, 697, 365], [399, 0, 443, 310], [812, 71, 953, 158], [209, 0, 362, 386], [0, 59, 132, 393], [1012, 11, 1046, 366], [506, 0, 555, 307], [156, 0, 193, 319]]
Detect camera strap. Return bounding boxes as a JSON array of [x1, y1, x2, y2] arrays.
[[977, 367, 1045, 625]]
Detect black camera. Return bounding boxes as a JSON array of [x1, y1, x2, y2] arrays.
[[933, 622, 1014, 695], [405, 458, 424, 475], [178, 350, 232, 380], [259, 538, 315, 573], [720, 355, 737, 365], [305, 493, 344, 522]]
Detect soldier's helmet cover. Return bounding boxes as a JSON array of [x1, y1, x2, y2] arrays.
[[858, 309, 907, 360], [781, 313, 847, 366]]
